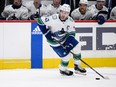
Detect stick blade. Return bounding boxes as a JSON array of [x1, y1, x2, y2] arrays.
[[103, 76, 110, 80]]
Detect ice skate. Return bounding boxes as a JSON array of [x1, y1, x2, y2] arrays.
[[60, 69, 73, 76], [74, 64, 86, 75]]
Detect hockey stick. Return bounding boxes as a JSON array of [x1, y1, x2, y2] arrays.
[[54, 39, 109, 79], [37, 18, 109, 79]]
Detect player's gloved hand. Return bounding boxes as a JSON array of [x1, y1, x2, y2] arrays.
[[63, 35, 78, 52]]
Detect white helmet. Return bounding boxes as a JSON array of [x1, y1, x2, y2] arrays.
[[60, 4, 71, 13], [79, 0, 88, 5]]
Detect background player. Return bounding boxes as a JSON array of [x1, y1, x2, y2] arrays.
[[71, 0, 93, 20], [1, 0, 28, 20], [47, 0, 61, 16], [24, 0, 47, 19], [89, 0, 108, 19]]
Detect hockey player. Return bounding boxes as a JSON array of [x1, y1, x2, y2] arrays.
[[71, 0, 93, 20], [109, 6, 116, 20], [37, 4, 86, 76], [24, 0, 47, 19], [89, 0, 108, 19], [47, 0, 61, 16], [1, 0, 29, 20]]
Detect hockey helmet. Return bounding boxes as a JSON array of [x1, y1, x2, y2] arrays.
[[60, 4, 71, 13], [79, 0, 88, 4]]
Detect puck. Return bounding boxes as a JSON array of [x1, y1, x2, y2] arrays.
[[95, 78, 100, 80]]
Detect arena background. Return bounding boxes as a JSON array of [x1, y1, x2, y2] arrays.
[[0, 0, 116, 69], [0, 20, 116, 69]]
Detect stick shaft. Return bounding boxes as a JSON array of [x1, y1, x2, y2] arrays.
[[70, 51, 105, 78]]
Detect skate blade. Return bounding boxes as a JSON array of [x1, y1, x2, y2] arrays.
[[60, 74, 74, 76], [74, 71, 87, 75]]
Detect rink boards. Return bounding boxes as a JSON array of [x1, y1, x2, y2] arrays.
[[0, 20, 116, 69]]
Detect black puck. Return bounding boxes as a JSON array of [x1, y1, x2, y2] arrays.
[[96, 78, 100, 80]]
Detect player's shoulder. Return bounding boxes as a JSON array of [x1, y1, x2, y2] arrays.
[[112, 6, 116, 11], [41, 14, 59, 23], [68, 16, 74, 22], [3, 5, 15, 12], [87, 8, 94, 14], [73, 8, 80, 14], [51, 14, 59, 20], [4, 5, 12, 9], [20, 5, 28, 11], [103, 6, 108, 10], [114, 6, 116, 9], [72, 8, 79, 12], [89, 4, 96, 9]]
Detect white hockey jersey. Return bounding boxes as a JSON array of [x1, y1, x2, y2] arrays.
[[46, 4, 61, 16], [2, 4, 29, 20], [89, 4, 108, 17], [110, 6, 116, 20], [24, 1, 47, 17], [41, 14, 75, 46], [71, 8, 94, 20]]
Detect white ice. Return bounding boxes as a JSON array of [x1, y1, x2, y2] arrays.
[[0, 68, 116, 87]]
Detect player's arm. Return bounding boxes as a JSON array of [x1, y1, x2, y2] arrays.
[[37, 17, 58, 44], [1, 5, 10, 18]]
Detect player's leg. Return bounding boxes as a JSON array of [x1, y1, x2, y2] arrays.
[[72, 43, 86, 74], [51, 45, 73, 76], [59, 53, 73, 76]]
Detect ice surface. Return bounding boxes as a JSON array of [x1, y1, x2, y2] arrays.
[[0, 68, 116, 87]]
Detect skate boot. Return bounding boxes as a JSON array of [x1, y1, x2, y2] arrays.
[[74, 64, 86, 75], [60, 69, 73, 76]]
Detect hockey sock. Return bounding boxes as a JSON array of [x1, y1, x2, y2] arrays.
[[73, 53, 81, 65], [59, 60, 69, 71]]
